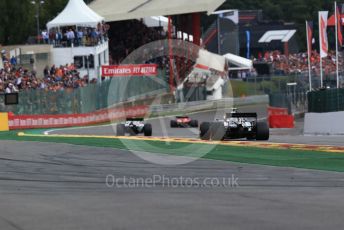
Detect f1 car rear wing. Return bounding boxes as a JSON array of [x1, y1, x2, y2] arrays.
[[226, 113, 257, 118], [126, 118, 144, 121], [176, 116, 189, 119]]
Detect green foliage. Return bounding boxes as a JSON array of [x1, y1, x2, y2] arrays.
[[0, 0, 34, 44], [0, 0, 338, 46], [226, 76, 302, 97], [40, 0, 69, 27], [0, 0, 91, 45], [227, 80, 264, 97]]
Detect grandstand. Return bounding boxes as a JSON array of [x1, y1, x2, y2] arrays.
[[88, 0, 228, 101]]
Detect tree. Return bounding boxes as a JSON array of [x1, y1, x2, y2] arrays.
[[0, 0, 339, 46], [0, 0, 35, 45], [0, 0, 91, 45]]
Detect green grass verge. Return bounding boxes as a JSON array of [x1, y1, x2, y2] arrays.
[[1, 131, 344, 172], [228, 80, 264, 97]]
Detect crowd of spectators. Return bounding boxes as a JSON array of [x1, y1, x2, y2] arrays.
[[3, 19, 197, 95], [41, 21, 109, 47], [0, 61, 96, 94], [105, 19, 197, 84], [108, 19, 165, 64], [255, 50, 343, 76], [141, 39, 198, 82]]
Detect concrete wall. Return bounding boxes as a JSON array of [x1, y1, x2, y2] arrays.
[[304, 111, 344, 135], [2, 44, 52, 55]]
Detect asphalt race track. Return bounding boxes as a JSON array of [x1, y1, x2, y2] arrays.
[[49, 105, 344, 146], [1, 140, 344, 230], [1, 105, 344, 229]]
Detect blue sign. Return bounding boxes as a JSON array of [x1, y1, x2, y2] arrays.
[[246, 30, 251, 59]]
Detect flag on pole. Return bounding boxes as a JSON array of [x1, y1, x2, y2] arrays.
[[336, 3, 343, 47], [319, 11, 329, 58], [306, 21, 313, 56], [319, 11, 328, 88], [306, 21, 313, 91], [335, 2, 342, 89]]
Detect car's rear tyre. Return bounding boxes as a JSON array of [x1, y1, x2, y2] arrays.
[[143, 123, 152, 136], [116, 124, 125, 136], [210, 122, 226, 141], [256, 122, 269, 140], [190, 120, 198, 128], [170, 120, 178, 128], [200, 122, 211, 140]]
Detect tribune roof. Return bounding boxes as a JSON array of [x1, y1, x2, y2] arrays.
[[89, 0, 226, 22]]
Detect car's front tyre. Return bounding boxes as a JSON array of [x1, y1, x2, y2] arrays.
[[143, 123, 152, 136]]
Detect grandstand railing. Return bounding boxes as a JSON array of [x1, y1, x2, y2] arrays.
[[52, 36, 108, 48], [26, 35, 108, 48]]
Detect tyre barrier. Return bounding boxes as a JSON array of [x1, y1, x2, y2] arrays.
[[268, 107, 294, 128]]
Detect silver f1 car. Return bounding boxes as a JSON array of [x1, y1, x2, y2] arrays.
[[200, 109, 269, 141], [116, 118, 152, 136]]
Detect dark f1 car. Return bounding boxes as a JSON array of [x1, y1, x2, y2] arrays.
[[170, 116, 199, 128], [199, 109, 269, 141], [116, 118, 152, 136]]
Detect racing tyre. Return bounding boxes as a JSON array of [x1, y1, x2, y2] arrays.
[[143, 123, 152, 136], [170, 120, 178, 128], [256, 122, 269, 140], [190, 120, 199, 128], [210, 122, 226, 141], [200, 122, 211, 140], [116, 124, 125, 136]]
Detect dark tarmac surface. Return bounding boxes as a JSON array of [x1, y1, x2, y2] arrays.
[[1, 105, 344, 229], [1, 140, 344, 230]]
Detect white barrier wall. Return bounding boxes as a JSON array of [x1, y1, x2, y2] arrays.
[[304, 111, 344, 135]]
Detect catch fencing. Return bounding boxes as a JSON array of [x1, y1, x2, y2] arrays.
[[0, 71, 168, 115], [308, 88, 344, 113]]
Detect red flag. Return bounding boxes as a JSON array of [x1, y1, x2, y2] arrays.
[[319, 11, 329, 58], [337, 5, 343, 47]]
